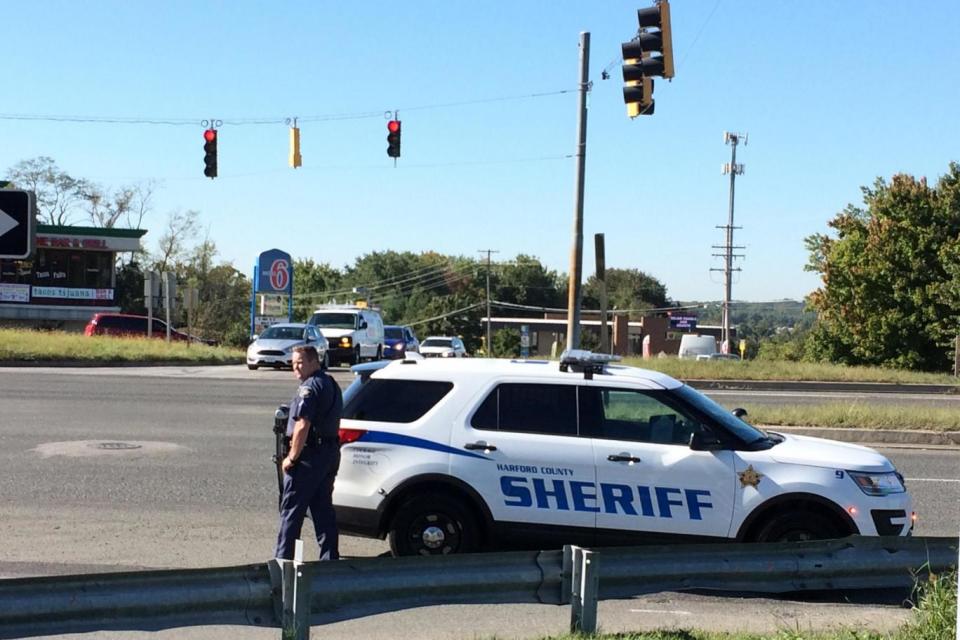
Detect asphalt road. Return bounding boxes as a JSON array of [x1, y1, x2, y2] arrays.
[[0, 365, 957, 639]]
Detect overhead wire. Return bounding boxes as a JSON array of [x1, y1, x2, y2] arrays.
[[0, 88, 576, 127]]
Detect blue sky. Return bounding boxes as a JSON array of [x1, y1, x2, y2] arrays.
[[1, 1, 957, 302]]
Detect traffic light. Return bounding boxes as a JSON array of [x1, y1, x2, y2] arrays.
[[621, 0, 674, 118], [289, 126, 302, 168], [386, 120, 401, 158], [203, 129, 218, 178]]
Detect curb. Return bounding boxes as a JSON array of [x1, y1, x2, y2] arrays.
[[687, 379, 960, 395], [769, 425, 960, 447]]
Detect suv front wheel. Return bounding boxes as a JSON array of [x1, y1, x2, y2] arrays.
[[388, 493, 480, 556]]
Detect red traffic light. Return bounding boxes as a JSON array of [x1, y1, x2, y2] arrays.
[[387, 120, 400, 133], [203, 129, 217, 142]]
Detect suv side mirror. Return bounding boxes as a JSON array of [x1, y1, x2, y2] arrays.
[[731, 407, 748, 419], [358, 320, 368, 329], [689, 431, 723, 451]]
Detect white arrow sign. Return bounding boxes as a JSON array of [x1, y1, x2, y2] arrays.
[[0, 209, 18, 238]]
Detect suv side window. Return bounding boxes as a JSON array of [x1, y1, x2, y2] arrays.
[[579, 387, 706, 446], [343, 379, 453, 423], [471, 383, 578, 436]]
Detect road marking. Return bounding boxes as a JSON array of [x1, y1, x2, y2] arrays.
[[905, 478, 960, 483], [629, 609, 692, 616]]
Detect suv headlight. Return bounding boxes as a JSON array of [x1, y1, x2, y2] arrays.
[[848, 470, 905, 496]]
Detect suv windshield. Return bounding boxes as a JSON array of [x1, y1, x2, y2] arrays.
[[422, 338, 452, 347], [309, 313, 356, 329], [384, 327, 404, 339], [670, 385, 767, 444], [260, 326, 303, 340]]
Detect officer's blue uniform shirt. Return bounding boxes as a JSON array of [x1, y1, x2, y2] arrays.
[[286, 370, 341, 438]]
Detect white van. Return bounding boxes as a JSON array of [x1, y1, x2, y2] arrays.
[[678, 334, 718, 360], [308, 306, 385, 366]]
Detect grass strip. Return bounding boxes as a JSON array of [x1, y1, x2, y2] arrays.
[[622, 357, 960, 386], [0, 328, 243, 364], [746, 403, 960, 432]]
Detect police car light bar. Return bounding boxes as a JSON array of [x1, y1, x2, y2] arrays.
[[559, 350, 621, 378]]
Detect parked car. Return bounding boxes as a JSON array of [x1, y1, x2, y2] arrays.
[[383, 325, 420, 359], [246, 323, 328, 370], [84, 313, 214, 344], [419, 336, 467, 358], [308, 306, 385, 366], [329, 350, 914, 556]]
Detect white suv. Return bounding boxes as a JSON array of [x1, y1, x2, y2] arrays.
[[333, 351, 914, 556]]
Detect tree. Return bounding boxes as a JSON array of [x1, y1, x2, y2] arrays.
[[153, 209, 200, 274], [5, 157, 90, 225], [492, 255, 565, 314], [292, 259, 342, 321], [582, 268, 669, 318], [180, 240, 252, 347], [82, 181, 156, 229], [804, 163, 960, 371]]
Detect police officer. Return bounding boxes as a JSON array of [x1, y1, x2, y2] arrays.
[[274, 345, 343, 561]]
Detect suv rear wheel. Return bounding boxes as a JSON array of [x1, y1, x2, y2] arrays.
[[388, 493, 480, 556]]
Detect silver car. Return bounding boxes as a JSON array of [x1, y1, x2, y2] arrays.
[[419, 336, 468, 358], [246, 323, 328, 370]]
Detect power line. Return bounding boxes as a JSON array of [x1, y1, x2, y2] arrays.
[[0, 88, 576, 127]]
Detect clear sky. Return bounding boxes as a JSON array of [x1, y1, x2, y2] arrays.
[[1, 1, 957, 302]]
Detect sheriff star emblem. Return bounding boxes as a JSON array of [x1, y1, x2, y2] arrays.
[[738, 465, 763, 488]]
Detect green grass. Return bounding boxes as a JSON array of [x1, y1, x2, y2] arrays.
[[746, 403, 960, 432], [0, 328, 244, 364], [621, 357, 960, 386], [530, 572, 957, 640]]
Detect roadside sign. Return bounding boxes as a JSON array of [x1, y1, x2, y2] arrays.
[[0, 190, 35, 260]]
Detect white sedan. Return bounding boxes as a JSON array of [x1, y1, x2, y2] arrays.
[[246, 323, 329, 370], [419, 336, 468, 358]]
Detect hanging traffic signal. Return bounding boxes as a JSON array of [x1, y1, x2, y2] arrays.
[[203, 129, 218, 178], [289, 126, 302, 168], [621, 0, 674, 118], [386, 120, 401, 158]]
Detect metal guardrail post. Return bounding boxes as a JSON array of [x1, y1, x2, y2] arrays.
[[270, 540, 311, 640], [568, 546, 598, 635]]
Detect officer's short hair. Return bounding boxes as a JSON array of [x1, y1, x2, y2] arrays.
[[292, 345, 320, 363]]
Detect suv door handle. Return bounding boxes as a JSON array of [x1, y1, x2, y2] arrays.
[[607, 454, 641, 463], [465, 442, 497, 452]]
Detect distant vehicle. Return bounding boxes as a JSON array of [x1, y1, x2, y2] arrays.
[[383, 325, 420, 359], [420, 336, 467, 358], [84, 313, 214, 345], [700, 353, 741, 362], [678, 334, 717, 360], [308, 306, 384, 366], [246, 323, 328, 370]]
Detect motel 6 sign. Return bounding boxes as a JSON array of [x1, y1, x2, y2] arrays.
[[257, 249, 292, 294], [0, 190, 36, 260]]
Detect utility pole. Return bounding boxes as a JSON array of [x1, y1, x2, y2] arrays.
[[712, 131, 747, 354], [566, 31, 590, 352], [478, 249, 499, 356]]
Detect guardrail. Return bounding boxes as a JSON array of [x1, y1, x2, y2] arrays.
[[0, 536, 955, 639]]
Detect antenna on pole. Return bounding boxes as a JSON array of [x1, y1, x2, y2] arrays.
[[711, 131, 748, 354]]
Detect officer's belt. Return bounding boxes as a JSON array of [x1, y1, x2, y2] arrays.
[[282, 435, 340, 448]]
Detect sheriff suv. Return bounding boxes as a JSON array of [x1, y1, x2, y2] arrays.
[[332, 351, 914, 557]]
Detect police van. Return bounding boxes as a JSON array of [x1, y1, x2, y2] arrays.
[[332, 351, 914, 556]]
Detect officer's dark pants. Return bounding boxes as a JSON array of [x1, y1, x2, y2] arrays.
[[274, 442, 341, 561]]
